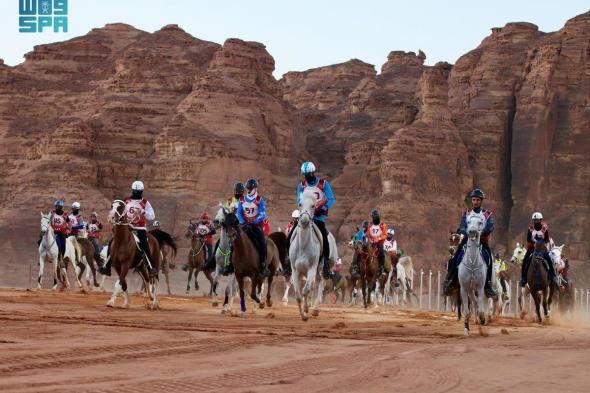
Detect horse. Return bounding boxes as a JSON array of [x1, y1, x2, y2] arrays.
[[549, 244, 574, 315], [289, 189, 325, 321], [458, 212, 488, 335], [74, 229, 101, 288], [510, 243, 526, 265], [158, 239, 175, 296], [386, 255, 417, 306], [323, 269, 349, 304], [105, 200, 177, 309], [38, 213, 67, 290], [214, 205, 281, 315], [354, 235, 380, 309], [519, 241, 554, 323], [184, 220, 215, 296]]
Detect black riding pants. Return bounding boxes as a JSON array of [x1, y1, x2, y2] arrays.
[[136, 229, 151, 262]]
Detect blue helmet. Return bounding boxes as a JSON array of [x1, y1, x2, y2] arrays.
[[54, 200, 64, 208], [301, 161, 316, 175], [470, 188, 485, 199]]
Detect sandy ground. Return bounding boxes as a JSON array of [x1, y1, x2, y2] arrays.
[[0, 287, 589, 393]]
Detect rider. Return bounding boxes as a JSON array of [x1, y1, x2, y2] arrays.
[[285, 209, 299, 235], [366, 209, 388, 276], [520, 212, 557, 287], [99, 180, 157, 277], [68, 201, 85, 238], [494, 252, 509, 301], [383, 228, 398, 256], [290, 162, 335, 279], [443, 188, 497, 298], [226, 182, 245, 214], [199, 211, 216, 266], [85, 211, 103, 262], [237, 178, 270, 277], [50, 200, 69, 259]]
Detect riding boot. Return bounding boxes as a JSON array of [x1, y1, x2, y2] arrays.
[[484, 259, 497, 299], [442, 260, 457, 296], [99, 259, 112, 276], [141, 251, 157, 277], [546, 255, 558, 286], [322, 256, 333, 280], [520, 257, 530, 287]]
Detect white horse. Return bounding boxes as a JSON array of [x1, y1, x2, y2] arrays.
[[458, 212, 488, 335], [38, 213, 67, 289], [385, 256, 416, 306], [63, 235, 84, 288], [289, 189, 325, 321], [212, 205, 240, 314], [489, 260, 510, 316], [282, 231, 338, 305]]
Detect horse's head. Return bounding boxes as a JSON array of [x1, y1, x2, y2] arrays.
[[40, 212, 51, 234], [185, 219, 198, 238], [466, 213, 484, 241], [511, 243, 526, 264], [107, 200, 126, 225], [533, 239, 548, 254], [216, 203, 239, 239], [448, 231, 462, 255], [549, 244, 564, 268], [298, 189, 316, 228]]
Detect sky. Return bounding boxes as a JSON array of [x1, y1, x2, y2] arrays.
[[1, 0, 588, 78]]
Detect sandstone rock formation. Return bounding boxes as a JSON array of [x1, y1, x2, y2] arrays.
[[1, 12, 589, 287]]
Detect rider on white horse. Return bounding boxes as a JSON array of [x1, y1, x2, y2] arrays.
[[50, 200, 69, 259], [287, 162, 335, 279], [443, 188, 497, 298], [494, 253, 509, 301], [99, 180, 157, 277], [520, 212, 557, 287], [237, 178, 270, 277]]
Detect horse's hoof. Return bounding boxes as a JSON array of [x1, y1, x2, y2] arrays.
[[301, 314, 309, 322], [120, 304, 130, 309], [266, 300, 273, 308], [106, 302, 114, 308], [93, 282, 99, 288], [212, 301, 219, 307], [520, 311, 527, 319], [464, 329, 470, 336], [311, 309, 320, 317]]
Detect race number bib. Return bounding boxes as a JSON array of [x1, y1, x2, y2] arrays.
[[52, 215, 65, 226], [370, 225, 382, 240], [197, 224, 209, 236], [242, 201, 259, 219], [88, 223, 99, 232], [125, 201, 144, 223]]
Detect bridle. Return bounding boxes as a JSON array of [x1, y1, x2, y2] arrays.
[[109, 200, 129, 226]]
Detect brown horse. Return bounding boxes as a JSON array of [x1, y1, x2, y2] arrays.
[[75, 237, 100, 288], [269, 231, 290, 302], [219, 208, 280, 313], [323, 272, 349, 303], [105, 200, 177, 309], [184, 221, 215, 295], [355, 236, 380, 308], [446, 231, 463, 319], [520, 243, 554, 323]]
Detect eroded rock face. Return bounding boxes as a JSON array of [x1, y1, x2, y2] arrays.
[[1, 12, 589, 286]]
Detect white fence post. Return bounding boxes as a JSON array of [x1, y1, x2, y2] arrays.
[[428, 270, 432, 310], [419, 269, 424, 309], [575, 289, 578, 311], [586, 289, 589, 314], [437, 271, 441, 311]]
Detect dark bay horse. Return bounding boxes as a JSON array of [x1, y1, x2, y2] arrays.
[[219, 208, 281, 313], [521, 242, 554, 323], [356, 236, 379, 309], [106, 200, 177, 309], [184, 221, 215, 295]]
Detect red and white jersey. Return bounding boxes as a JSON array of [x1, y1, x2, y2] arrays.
[[50, 211, 69, 234], [367, 222, 387, 244], [68, 213, 83, 235], [86, 221, 103, 239], [384, 238, 397, 254], [124, 197, 155, 229], [240, 195, 261, 223]]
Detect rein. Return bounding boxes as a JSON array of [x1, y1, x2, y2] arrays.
[[190, 238, 206, 257]]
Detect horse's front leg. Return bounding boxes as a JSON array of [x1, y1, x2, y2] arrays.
[[211, 267, 220, 307], [311, 275, 325, 317], [186, 267, 193, 294], [107, 279, 121, 307], [282, 276, 291, 305], [361, 279, 368, 309], [38, 255, 45, 289], [265, 275, 273, 308], [292, 268, 307, 321], [236, 275, 247, 315], [477, 286, 486, 325], [302, 263, 317, 315]]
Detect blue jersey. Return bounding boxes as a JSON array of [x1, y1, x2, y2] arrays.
[[297, 177, 335, 222]]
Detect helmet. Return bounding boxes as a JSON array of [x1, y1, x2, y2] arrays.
[[245, 178, 258, 191], [91, 212, 98, 218], [234, 182, 245, 194], [470, 188, 485, 199], [131, 180, 144, 191], [201, 211, 210, 220], [153, 220, 160, 228], [371, 209, 380, 218], [387, 228, 395, 236], [532, 212, 543, 220], [54, 200, 64, 208], [301, 161, 316, 175], [291, 209, 300, 219], [72, 201, 81, 210]]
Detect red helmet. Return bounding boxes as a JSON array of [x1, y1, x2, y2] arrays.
[[200, 211, 210, 220]]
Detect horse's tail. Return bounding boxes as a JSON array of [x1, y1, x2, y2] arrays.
[[150, 229, 178, 257], [268, 231, 288, 268]]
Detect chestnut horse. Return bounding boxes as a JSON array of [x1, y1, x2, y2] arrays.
[[106, 200, 177, 309], [184, 220, 215, 295], [355, 235, 380, 309], [520, 241, 554, 323]]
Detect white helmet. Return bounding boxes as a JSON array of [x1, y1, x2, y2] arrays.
[[532, 212, 543, 220], [72, 201, 81, 209], [131, 180, 144, 191], [301, 161, 316, 175], [291, 209, 300, 219]]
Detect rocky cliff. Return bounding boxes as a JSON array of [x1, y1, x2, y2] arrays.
[[1, 12, 589, 287]]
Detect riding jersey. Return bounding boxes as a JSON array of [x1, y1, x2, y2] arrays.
[[297, 177, 335, 222], [50, 210, 70, 235], [459, 208, 494, 245], [494, 258, 507, 274], [285, 219, 296, 235], [124, 197, 155, 229], [383, 238, 398, 254], [68, 212, 85, 236], [237, 192, 266, 227], [366, 222, 387, 244], [225, 196, 240, 214], [526, 223, 550, 250], [85, 221, 103, 239], [196, 221, 215, 244]]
